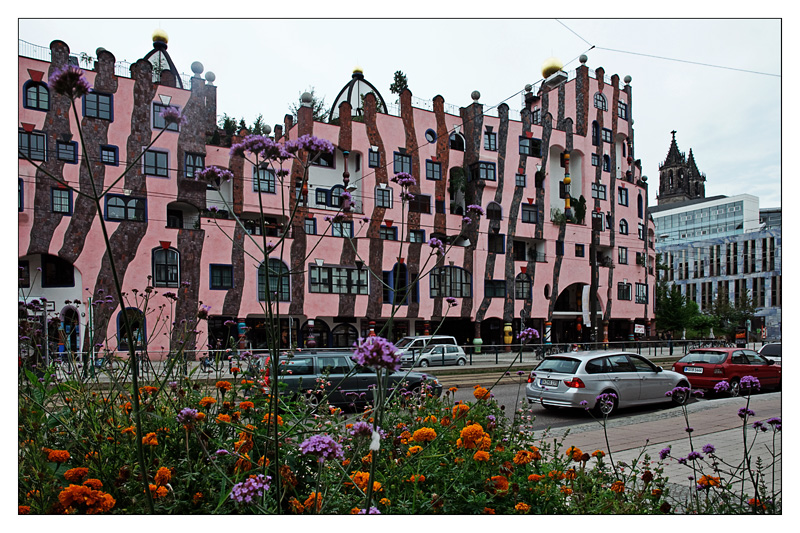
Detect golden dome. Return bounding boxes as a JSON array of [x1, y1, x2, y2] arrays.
[[353, 66, 363, 74], [541, 57, 563, 79], [152, 29, 169, 44]]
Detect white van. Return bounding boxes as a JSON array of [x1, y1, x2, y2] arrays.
[[396, 335, 458, 368]]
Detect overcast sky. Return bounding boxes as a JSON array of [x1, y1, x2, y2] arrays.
[[18, 17, 782, 212]]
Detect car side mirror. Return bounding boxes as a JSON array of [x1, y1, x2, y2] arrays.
[[655, 366, 663, 373], [766, 359, 774, 366]]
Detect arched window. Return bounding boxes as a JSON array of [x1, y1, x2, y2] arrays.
[[117, 308, 145, 351], [331, 323, 359, 348], [329, 185, 345, 208], [637, 193, 644, 219], [258, 259, 290, 302], [594, 92, 608, 111], [486, 202, 502, 221], [619, 218, 629, 235], [430, 266, 471, 298], [592, 121, 600, 146], [24, 81, 49, 111], [301, 320, 330, 348], [449, 132, 465, 151], [152, 247, 179, 287], [107, 196, 126, 220], [383, 263, 418, 305], [514, 273, 532, 300]]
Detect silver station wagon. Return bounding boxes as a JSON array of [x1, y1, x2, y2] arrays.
[[525, 350, 691, 415]]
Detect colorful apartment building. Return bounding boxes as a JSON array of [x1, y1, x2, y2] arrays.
[[18, 33, 656, 359]]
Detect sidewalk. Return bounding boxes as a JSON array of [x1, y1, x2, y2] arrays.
[[541, 392, 782, 506]]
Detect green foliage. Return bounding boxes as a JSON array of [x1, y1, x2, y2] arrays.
[[707, 291, 757, 341], [289, 87, 330, 122], [389, 70, 409, 95], [656, 282, 703, 334]]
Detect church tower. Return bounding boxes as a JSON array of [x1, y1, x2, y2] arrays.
[[657, 131, 706, 205]]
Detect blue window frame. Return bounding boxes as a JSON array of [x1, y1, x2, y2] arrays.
[[409, 229, 425, 243], [426, 160, 442, 180], [209, 264, 234, 290], [368, 149, 380, 168], [144, 149, 169, 177], [184, 153, 205, 179], [19, 130, 46, 161], [56, 141, 78, 164], [253, 165, 276, 193], [519, 136, 542, 157], [515, 174, 526, 187], [484, 129, 497, 151], [375, 186, 392, 208], [315, 188, 328, 206], [258, 259, 290, 301], [393, 152, 412, 174], [51, 188, 72, 215], [382, 263, 418, 305], [100, 145, 119, 166], [521, 204, 538, 224], [153, 247, 180, 288], [379, 226, 398, 240], [23, 81, 49, 111], [469, 161, 496, 181], [83, 91, 113, 120], [304, 217, 317, 235], [105, 195, 146, 222], [332, 220, 353, 238]]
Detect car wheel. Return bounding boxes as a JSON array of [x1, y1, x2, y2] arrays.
[[594, 391, 618, 417], [672, 382, 690, 406], [304, 392, 320, 409], [419, 359, 429, 368], [728, 378, 741, 398], [457, 358, 466, 366]]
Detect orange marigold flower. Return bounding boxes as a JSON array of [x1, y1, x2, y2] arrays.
[[349, 471, 371, 491], [199, 396, 216, 408], [139, 385, 158, 396], [407, 474, 426, 483], [379, 498, 391, 506], [697, 475, 721, 488], [234, 454, 252, 473], [48, 449, 70, 463], [149, 484, 169, 499], [399, 430, 412, 444], [610, 480, 625, 493], [440, 416, 451, 427], [239, 401, 255, 410], [410, 427, 437, 443], [565, 468, 577, 480], [448, 386, 459, 393], [489, 475, 509, 493], [196, 412, 206, 422], [83, 479, 103, 490], [121, 426, 136, 436], [154, 467, 171, 486], [528, 474, 544, 483], [473, 385, 491, 400], [515, 502, 531, 513], [349, 507, 361, 514], [591, 449, 605, 458], [513, 450, 534, 465], [548, 470, 565, 480], [459, 423, 485, 449], [58, 485, 116, 514], [215, 380, 232, 392], [473, 450, 491, 462], [303, 492, 322, 512], [566, 446, 583, 462], [560, 486, 573, 496], [529, 446, 542, 460], [142, 433, 158, 446], [193, 492, 203, 504], [424, 415, 438, 424], [452, 403, 470, 418], [121, 401, 132, 413], [64, 467, 89, 483], [407, 445, 423, 456], [748, 498, 767, 510], [18, 505, 30, 514], [652, 488, 663, 497], [262, 413, 284, 426], [288, 497, 305, 514], [483, 507, 495, 514], [216, 414, 231, 424]]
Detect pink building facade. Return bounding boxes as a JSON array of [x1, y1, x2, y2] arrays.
[[18, 36, 655, 360]]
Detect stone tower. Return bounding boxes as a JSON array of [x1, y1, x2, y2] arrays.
[[657, 131, 706, 205]]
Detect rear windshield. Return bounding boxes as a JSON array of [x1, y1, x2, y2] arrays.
[[680, 351, 728, 364], [535, 357, 581, 374], [394, 338, 415, 348], [760, 344, 781, 356]]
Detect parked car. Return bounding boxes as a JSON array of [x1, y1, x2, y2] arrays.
[[525, 350, 690, 415], [269, 351, 442, 408], [672, 348, 781, 396], [758, 343, 781, 365], [401, 344, 468, 368], [394, 335, 458, 358]]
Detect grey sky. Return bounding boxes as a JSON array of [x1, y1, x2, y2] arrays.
[[18, 18, 781, 210]]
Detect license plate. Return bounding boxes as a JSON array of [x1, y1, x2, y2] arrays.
[[683, 366, 703, 374], [540, 378, 559, 387]]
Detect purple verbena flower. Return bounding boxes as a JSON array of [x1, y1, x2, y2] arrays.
[[49, 65, 91, 99], [428, 237, 445, 256], [445, 296, 458, 307], [467, 204, 485, 217], [740, 375, 761, 391], [702, 444, 716, 455], [229, 474, 271, 504], [299, 434, 344, 464], [176, 407, 200, 426], [659, 446, 671, 460], [159, 105, 187, 126], [738, 407, 756, 420], [714, 381, 730, 393], [766, 417, 782, 431], [358, 507, 381, 514], [517, 328, 540, 344], [349, 421, 374, 438], [687, 451, 703, 461], [195, 165, 234, 185], [351, 336, 401, 372], [391, 172, 416, 188]]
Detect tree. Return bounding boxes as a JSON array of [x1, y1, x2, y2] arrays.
[[250, 114, 267, 136], [389, 70, 409, 95], [289, 87, 330, 122], [655, 283, 701, 335], [707, 291, 757, 341]]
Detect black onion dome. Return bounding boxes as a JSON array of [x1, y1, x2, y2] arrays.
[[329, 68, 389, 122], [142, 29, 184, 89]]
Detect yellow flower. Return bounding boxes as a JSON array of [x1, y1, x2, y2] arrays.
[[610, 480, 625, 493], [407, 445, 423, 456], [473, 385, 491, 400], [513, 450, 534, 465], [379, 498, 391, 506], [199, 396, 217, 408], [216, 414, 231, 424], [515, 502, 531, 513]]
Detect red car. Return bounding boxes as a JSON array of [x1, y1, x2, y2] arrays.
[[672, 348, 781, 396]]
